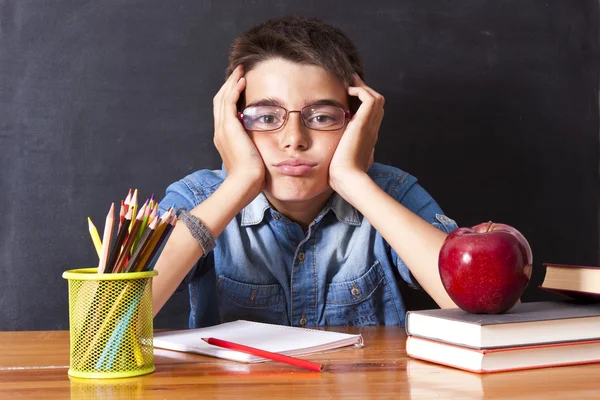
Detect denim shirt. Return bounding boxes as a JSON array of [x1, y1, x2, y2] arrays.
[[157, 162, 457, 328]]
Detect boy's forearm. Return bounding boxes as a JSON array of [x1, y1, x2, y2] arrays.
[[335, 171, 457, 308], [152, 177, 259, 316]]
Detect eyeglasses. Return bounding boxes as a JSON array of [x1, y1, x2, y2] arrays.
[[238, 104, 351, 132]]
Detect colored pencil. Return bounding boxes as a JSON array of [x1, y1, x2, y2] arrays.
[[112, 203, 147, 273], [137, 210, 174, 271], [143, 216, 175, 272], [148, 203, 158, 223], [118, 200, 125, 231], [78, 281, 134, 369], [132, 201, 152, 254], [201, 337, 324, 372], [87, 217, 103, 258], [128, 189, 138, 234], [97, 203, 115, 274], [105, 207, 133, 273], [124, 189, 132, 208], [123, 217, 159, 273]]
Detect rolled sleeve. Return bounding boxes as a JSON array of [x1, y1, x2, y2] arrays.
[[432, 213, 459, 234], [157, 179, 198, 216]]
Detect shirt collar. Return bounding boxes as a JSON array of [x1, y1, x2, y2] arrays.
[[240, 192, 361, 227]]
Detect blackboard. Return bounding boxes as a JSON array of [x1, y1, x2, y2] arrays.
[[0, 0, 597, 330]]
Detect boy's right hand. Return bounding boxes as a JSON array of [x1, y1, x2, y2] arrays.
[[213, 65, 265, 198]]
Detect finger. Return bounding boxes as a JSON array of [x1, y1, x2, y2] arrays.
[[350, 77, 385, 137], [352, 74, 385, 108], [348, 85, 376, 119], [223, 65, 244, 97], [224, 76, 246, 115], [217, 65, 244, 118], [214, 65, 243, 109], [220, 77, 246, 135]]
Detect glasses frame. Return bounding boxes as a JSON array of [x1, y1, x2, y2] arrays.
[[238, 104, 352, 132]]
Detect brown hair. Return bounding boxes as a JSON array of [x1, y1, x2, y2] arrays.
[[227, 16, 364, 112]]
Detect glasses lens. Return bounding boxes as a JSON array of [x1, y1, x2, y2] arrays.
[[242, 106, 286, 131], [302, 105, 346, 131]]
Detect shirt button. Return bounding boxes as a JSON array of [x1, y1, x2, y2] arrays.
[[272, 214, 280, 220], [351, 285, 360, 297], [299, 315, 307, 326], [297, 252, 305, 263]]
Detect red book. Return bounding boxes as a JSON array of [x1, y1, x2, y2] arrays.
[[406, 335, 600, 373]]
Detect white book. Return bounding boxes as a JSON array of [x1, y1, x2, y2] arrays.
[[153, 320, 364, 363], [405, 301, 600, 349]]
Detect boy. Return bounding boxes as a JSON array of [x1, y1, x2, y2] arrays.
[[154, 16, 458, 327]]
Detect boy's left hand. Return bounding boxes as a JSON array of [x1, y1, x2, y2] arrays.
[[329, 74, 383, 192]]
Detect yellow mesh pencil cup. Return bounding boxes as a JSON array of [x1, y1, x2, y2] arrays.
[[62, 268, 157, 379]]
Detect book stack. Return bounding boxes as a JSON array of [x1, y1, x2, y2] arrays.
[[405, 300, 600, 373]]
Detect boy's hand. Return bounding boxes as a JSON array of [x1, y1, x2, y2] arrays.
[[328, 75, 383, 193], [213, 65, 265, 197]]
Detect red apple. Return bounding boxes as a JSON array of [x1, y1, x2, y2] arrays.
[[438, 221, 533, 314]]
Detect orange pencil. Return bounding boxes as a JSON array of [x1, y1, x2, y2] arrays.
[[202, 337, 323, 372], [148, 203, 158, 224]]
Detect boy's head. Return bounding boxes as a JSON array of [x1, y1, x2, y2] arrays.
[[227, 16, 364, 113], [224, 17, 368, 220]]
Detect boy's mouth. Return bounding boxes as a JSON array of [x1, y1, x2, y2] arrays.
[[273, 158, 317, 176]]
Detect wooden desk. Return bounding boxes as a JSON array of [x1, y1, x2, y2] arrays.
[[1, 327, 599, 399]]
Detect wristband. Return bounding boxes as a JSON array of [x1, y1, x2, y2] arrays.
[[177, 210, 216, 255]]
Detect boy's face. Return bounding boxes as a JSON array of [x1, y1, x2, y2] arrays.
[[243, 58, 349, 207]]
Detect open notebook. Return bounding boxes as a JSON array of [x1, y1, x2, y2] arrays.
[[153, 320, 364, 363]]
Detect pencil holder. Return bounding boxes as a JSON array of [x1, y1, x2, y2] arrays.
[[62, 268, 158, 379]]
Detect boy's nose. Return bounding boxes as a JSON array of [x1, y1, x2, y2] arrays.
[[280, 112, 309, 150]]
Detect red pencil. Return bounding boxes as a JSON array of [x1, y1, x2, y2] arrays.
[[201, 337, 323, 372]]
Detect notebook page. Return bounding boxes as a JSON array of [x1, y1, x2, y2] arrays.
[[154, 320, 364, 363]]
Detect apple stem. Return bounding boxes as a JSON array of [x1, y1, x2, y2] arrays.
[[485, 221, 493, 232]]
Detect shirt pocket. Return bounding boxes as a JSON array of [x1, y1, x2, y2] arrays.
[[324, 261, 399, 326], [216, 275, 287, 325]]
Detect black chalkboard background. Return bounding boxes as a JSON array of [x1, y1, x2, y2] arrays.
[[0, 0, 597, 330]]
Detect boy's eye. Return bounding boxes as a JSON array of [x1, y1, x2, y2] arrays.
[[313, 115, 333, 123], [306, 113, 338, 127], [258, 114, 278, 124], [242, 106, 286, 130]]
